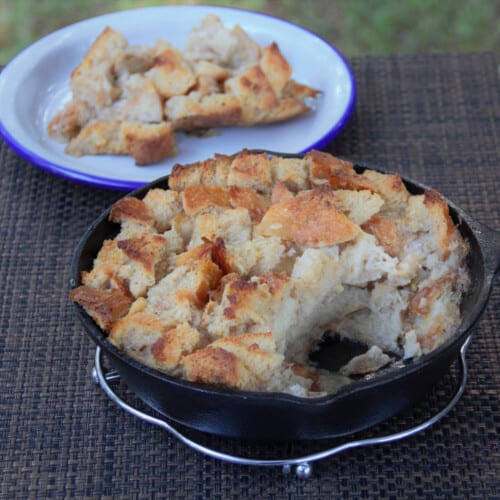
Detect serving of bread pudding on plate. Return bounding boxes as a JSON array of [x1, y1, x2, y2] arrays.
[[70, 150, 470, 397], [48, 15, 318, 165]]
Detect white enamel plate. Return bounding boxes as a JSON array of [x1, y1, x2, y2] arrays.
[[0, 6, 355, 190]]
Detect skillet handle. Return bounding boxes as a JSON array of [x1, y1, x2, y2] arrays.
[[485, 226, 500, 277], [470, 218, 500, 278]]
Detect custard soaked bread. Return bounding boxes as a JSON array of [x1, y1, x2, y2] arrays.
[[71, 151, 470, 397], [48, 16, 318, 165]]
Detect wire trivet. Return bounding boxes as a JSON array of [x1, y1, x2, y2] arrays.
[[92, 336, 471, 478]]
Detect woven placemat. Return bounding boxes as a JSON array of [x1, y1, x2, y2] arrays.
[[1, 52, 499, 498]]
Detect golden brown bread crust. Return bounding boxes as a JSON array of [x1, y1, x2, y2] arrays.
[[150, 323, 202, 372], [306, 150, 355, 180], [148, 42, 196, 98], [165, 94, 243, 131], [227, 151, 273, 192], [181, 185, 232, 216], [176, 258, 223, 308], [260, 43, 292, 95], [81, 232, 171, 298], [182, 345, 252, 388], [255, 186, 360, 247], [110, 197, 155, 226], [65, 120, 177, 165], [116, 234, 169, 274], [122, 121, 177, 165], [184, 14, 261, 70], [271, 181, 295, 204], [47, 99, 93, 142], [48, 16, 319, 165], [228, 186, 271, 222], [423, 189, 455, 259], [182, 332, 283, 390], [70, 286, 132, 331], [361, 215, 403, 257], [224, 65, 280, 124], [71, 150, 470, 396], [70, 27, 127, 108]]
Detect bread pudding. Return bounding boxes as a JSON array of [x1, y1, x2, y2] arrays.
[[70, 150, 470, 397], [48, 15, 318, 165]]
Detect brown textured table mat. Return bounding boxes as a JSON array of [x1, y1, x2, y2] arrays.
[[1, 52, 499, 498]]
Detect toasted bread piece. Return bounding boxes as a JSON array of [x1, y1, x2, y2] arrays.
[[189, 208, 252, 249], [166, 92, 242, 131], [47, 99, 94, 142], [170, 38, 315, 129], [229, 236, 288, 277], [169, 160, 203, 191], [228, 186, 271, 222], [66, 120, 176, 165], [361, 215, 404, 257], [116, 234, 170, 275], [141, 189, 182, 233], [306, 150, 376, 192], [150, 323, 202, 372], [168, 154, 234, 191], [144, 260, 223, 327], [270, 181, 295, 204], [70, 285, 133, 331], [339, 346, 392, 376], [184, 14, 261, 70], [181, 185, 232, 215], [110, 315, 201, 373], [82, 233, 171, 298], [65, 119, 124, 156], [176, 237, 232, 275], [306, 150, 375, 191], [182, 332, 283, 390], [122, 121, 176, 165], [362, 169, 409, 216], [110, 197, 155, 228], [259, 42, 292, 96], [333, 189, 384, 225], [101, 73, 163, 123], [270, 156, 310, 191], [200, 154, 233, 186], [114, 45, 155, 75], [182, 345, 257, 389], [256, 186, 360, 247], [201, 272, 292, 342], [227, 151, 273, 193], [306, 150, 355, 183], [71, 27, 127, 108], [405, 190, 456, 259], [407, 270, 467, 352], [192, 60, 232, 94], [282, 79, 319, 100], [147, 41, 196, 98], [259, 96, 311, 124], [225, 64, 279, 125]]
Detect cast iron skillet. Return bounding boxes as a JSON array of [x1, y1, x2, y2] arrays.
[[70, 152, 500, 441]]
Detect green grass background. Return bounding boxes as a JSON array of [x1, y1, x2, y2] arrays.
[[0, 0, 499, 64]]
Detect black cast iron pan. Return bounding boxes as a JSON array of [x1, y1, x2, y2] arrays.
[[70, 152, 500, 441]]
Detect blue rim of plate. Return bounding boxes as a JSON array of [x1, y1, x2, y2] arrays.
[[0, 6, 356, 191]]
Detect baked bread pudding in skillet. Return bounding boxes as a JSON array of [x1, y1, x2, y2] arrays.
[[71, 150, 470, 397]]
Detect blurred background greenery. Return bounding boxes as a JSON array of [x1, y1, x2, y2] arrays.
[[0, 0, 498, 64]]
